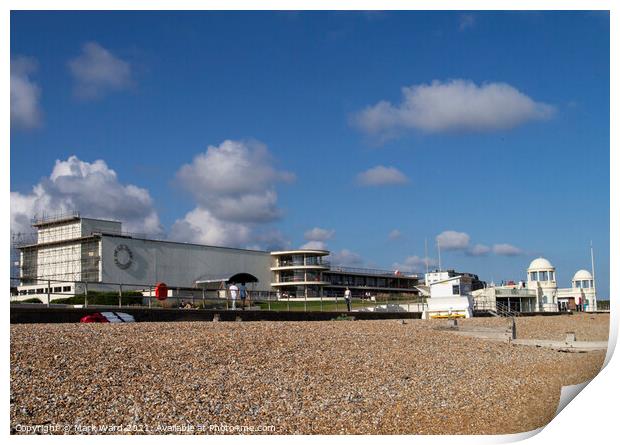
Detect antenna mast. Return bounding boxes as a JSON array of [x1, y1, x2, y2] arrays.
[[590, 240, 597, 310]]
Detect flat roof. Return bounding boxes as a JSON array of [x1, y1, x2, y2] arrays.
[[271, 249, 330, 256], [100, 233, 270, 255]]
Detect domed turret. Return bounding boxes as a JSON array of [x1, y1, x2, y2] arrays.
[[572, 269, 594, 289], [573, 269, 592, 281], [528, 257, 554, 271], [527, 257, 556, 282], [526, 257, 558, 309]]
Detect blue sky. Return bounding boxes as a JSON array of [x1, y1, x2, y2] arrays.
[[10, 11, 610, 297]]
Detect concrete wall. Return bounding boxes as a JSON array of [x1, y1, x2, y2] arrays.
[[81, 218, 122, 236], [10, 306, 423, 323], [100, 236, 273, 290]]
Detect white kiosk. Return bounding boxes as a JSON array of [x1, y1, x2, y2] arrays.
[[424, 275, 473, 319]]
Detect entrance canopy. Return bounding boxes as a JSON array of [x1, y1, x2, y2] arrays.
[[195, 272, 259, 288]]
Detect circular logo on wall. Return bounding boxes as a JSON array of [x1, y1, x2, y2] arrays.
[[114, 244, 134, 270]]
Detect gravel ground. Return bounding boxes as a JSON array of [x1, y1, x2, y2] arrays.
[[11, 317, 606, 435], [446, 313, 610, 341]]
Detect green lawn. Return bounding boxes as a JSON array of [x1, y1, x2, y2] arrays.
[[256, 299, 423, 312]]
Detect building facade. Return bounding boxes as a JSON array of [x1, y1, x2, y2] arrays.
[[15, 216, 422, 302], [473, 257, 598, 312]]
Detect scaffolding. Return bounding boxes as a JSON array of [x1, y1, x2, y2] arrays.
[[18, 238, 101, 284]]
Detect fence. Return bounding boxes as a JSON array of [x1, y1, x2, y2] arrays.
[[10, 277, 428, 313]]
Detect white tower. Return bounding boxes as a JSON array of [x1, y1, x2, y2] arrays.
[[527, 257, 558, 312], [572, 269, 596, 311]]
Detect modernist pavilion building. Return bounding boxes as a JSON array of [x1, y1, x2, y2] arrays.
[[14, 214, 422, 302], [13, 214, 599, 312]]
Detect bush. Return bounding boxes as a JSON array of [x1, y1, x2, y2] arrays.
[[12, 298, 43, 304], [53, 291, 144, 306]]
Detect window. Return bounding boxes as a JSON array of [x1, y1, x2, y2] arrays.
[[530, 272, 538, 281], [452, 285, 460, 295], [62, 286, 71, 292], [582, 280, 590, 289], [539, 271, 548, 281], [36, 288, 44, 293], [53, 287, 62, 292], [549, 272, 555, 281], [305, 256, 319, 265]]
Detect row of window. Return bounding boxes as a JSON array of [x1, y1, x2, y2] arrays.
[[530, 271, 555, 282], [18, 286, 72, 295], [276, 255, 326, 267], [574, 280, 594, 289]]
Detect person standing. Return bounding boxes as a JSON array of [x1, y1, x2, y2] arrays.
[[229, 283, 239, 310], [344, 287, 352, 312], [239, 282, 247, 310]]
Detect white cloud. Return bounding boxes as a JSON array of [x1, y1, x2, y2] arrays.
[[388, 229, 402, 240], [68, 42, 132, 99], [353, 79, 555, 137], [330, 249, 364, 266], [11, 56, 42, 129], [392, 255, 437, 272], [459, 14, 476, 31], [356, 165, 409, 186], [172, 140, 294, 248], [300, 240, 328, 250], [304, 227, 335, 242], [10, 156, 161, 235], [492, 243, 523, 256], [176, 140, 294, 223], [468, 243, 491, 256], [169, 207, 251, 248], [436, 230, 470, 251]]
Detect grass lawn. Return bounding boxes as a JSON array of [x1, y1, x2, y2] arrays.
[[256, 299, 423, 312]]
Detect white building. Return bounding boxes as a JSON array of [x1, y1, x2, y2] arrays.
[[473, 257, 598, 313], [556, 269, 597, 311], [14, 214, 424, 303], [424, 275, 474, 319], [15, 214, 273, 301], [526, 257, 559, 312]]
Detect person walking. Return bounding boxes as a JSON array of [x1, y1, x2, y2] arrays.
[[344, 287, 352, 312], [229, 283, 239, 310]]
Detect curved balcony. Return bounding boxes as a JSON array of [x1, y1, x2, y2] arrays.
[[271, 278, 329, 287], [270, 262, 330, 271], [270, 249, 331, 271]]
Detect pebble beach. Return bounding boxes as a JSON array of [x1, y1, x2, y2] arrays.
[[10, 314, 609, 435]]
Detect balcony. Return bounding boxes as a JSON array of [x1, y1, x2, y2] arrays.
[[271, 260, 330, 271]]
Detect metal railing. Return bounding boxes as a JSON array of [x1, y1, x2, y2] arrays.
[[31, 210, 81, 226], [327, 265, 419, 277], [10, 277, 427, 314], [276, 260, 330, 268], [274, 276, 326, 283], [473, 301, 520, 317]]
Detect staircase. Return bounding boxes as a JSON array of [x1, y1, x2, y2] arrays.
[[488, 301, 520, 317]]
